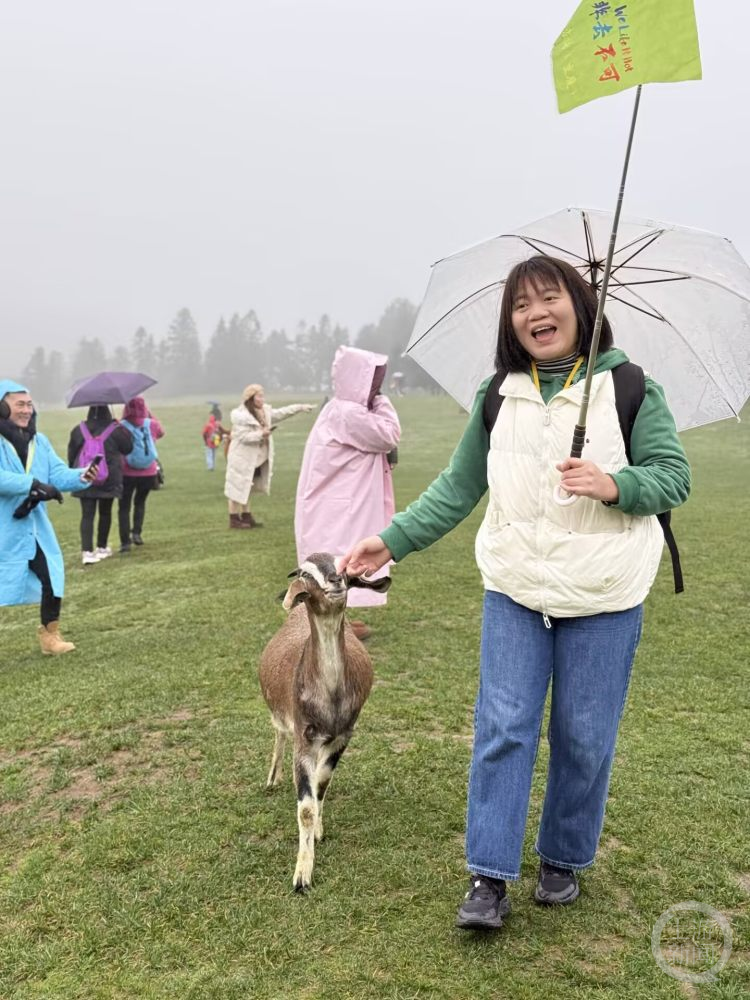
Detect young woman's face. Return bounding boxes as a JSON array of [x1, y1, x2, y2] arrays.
[[251, 390, 265, 409], [511, 279, 579, 362]]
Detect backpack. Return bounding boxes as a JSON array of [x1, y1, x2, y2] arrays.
[[76, 422, 117, 484], [482, 362, 683, 593], [122, 417, 158, 470]]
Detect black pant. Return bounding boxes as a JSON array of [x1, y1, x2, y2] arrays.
[[28, 544, 61, 626], [118, 476, 154, 544], [79, 497, 115, 552]]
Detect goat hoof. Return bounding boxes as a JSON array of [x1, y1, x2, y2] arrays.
[[293, 878, 311, 894]]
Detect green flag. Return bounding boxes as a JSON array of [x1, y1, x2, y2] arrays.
[[552, 0, 702, 114]]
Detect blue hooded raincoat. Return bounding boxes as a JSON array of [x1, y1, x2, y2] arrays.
[[0, 379, 89, 606]]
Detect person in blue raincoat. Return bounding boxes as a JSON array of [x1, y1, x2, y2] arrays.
[[0, 379, 98, 655]]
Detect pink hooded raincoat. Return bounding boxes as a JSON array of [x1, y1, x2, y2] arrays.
[[295, 346, 401, 606]]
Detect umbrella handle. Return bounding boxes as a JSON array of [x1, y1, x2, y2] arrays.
[[553, 484, 579, 507]]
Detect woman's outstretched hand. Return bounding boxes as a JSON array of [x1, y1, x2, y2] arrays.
[[338, 536, 393, 577], [556, 458, 619, 503]]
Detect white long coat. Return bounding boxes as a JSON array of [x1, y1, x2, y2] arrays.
[[224, 402, 310, 504]]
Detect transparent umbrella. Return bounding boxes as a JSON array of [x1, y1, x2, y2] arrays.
[[405, 207, 750, 431]]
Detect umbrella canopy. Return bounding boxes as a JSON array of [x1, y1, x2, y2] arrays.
[[405, 207, 750, 431], [65, 371, 157, 408]]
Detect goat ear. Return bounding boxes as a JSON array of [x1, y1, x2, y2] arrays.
[[347, 573, 392, 594], [282, 577, 309, 610], [287, 568, 300, 579]]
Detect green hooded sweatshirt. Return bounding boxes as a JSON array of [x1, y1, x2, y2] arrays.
[[381, 348, 691, 563]]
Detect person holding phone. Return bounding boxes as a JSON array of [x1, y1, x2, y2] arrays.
[[0, 379, 100, 655], [68, 406, 134, 565], [224, 384, 313, 529]]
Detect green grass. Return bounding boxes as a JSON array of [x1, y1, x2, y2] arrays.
[[0, 395, 748, 999]]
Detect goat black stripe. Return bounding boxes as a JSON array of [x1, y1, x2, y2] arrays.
[[296, 771, 312, 800]]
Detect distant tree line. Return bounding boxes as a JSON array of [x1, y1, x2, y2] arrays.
[[19, 299, 440, 403]]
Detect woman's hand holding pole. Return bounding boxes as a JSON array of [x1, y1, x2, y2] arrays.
[[555, 458, 619, 503]]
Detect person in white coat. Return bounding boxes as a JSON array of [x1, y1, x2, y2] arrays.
[[224, 384, 313, 529]]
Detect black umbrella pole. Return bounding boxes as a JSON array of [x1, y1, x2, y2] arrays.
[[570, 84, 643, 460]]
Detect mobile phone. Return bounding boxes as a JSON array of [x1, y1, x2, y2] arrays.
[[88, 454, 104, 471]]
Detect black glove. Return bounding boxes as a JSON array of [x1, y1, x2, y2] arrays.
[[12, 479, 64, 519]]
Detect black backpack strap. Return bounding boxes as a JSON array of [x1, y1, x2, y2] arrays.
[[612, 361, 683, 594], [611, 362, 645, 465], [483, 369, 507, 436], [657, 511, 684, 594]]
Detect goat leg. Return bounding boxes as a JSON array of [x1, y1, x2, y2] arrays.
[[266, 725, 287, 789], [314, 739, 348, 843], [292, 751, 318, 892]]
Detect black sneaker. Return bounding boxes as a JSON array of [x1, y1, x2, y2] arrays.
[[120, 542, 131, 554], [132, 533, 144, 545], [534, 862, 580, 905], [456, 874, 511, 930]]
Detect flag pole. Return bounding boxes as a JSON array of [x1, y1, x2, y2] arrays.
[[569, 84, 643, 460]]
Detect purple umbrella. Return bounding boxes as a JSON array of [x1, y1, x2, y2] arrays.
[[65, 371, 157, 408]]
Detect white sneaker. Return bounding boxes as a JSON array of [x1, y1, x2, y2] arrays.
[[82, 550, 101, 565], [95, 546, 113, 559]]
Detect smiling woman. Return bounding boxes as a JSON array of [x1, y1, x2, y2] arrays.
[[0, 379, 96, 655], [338, 254, 691, 932], [498, 256, 614, 372]]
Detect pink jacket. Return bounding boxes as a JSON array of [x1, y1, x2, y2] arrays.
[[295, 347, 401, 606]]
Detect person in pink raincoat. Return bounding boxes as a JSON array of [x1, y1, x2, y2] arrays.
[[295, 346, 401, 639]]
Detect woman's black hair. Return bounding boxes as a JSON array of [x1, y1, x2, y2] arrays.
[[85, 404, 114, 428], [494, 255, 614, 372]]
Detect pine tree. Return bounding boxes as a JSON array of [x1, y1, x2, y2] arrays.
[[70, 338, 108, 382], [356, 299, 435, 391], [161, 308, 203, 395], [110, 345, 131, 370], [204, 317, 233, 391], [21, 348, 51, 401], [131, 327, 157, 374], [46, 351, 66, 403], [265, 329, 300, 389]]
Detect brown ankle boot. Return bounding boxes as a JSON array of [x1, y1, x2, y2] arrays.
[[229, 514, 250, 529], [38, 622, 76, 655], [242, 512, 263, 528], [349, 619, 372, 641]]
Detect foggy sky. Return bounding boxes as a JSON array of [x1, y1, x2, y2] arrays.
[[1, 0, 747, 377]]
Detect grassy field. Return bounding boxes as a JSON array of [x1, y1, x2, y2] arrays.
[[0, 394, 748, 999]]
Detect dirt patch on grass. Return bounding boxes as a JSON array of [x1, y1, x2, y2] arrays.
[[597, 836, 635, 861], [678, 981, 700, 999], [0, 709, 201, 822]]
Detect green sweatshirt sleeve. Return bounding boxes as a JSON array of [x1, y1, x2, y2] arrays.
[[380, 382, 490, 561], [609, 377, 691, 515]]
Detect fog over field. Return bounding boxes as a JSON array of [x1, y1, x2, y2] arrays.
[[1, 1, 747, 380]]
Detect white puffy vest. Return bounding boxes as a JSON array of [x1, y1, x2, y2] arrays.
[[474, 370, 664, 617]]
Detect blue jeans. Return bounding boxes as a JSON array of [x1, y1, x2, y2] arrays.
[[466, 591, 643, 881], [205, 446, 216, 470]]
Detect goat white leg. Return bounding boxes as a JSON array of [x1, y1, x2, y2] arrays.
[[266, 726, 287, 788], [292, 751, 318, 892], [314, 741, 347, 842]]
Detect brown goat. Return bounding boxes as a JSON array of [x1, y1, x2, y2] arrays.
[[259, 551, 390, 891]]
